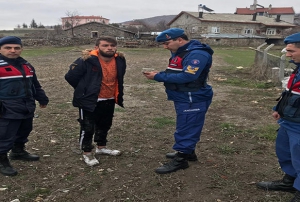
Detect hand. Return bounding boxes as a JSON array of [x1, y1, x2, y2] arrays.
[[40, 105, 47, 108], [272, 111, 280, 120], [143, 71, 158, 80]]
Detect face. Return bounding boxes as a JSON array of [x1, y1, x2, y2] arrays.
[[285, 43, 300, 63], [97, 40, 117, 58], [160, 38, 181, 53], [0, 44, 22, 59]]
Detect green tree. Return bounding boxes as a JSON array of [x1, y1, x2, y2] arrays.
[[110, 23, 120, 28], [30, 19, 38, 28], [22, 23, 28, 28], [38, 23, 45, 28]]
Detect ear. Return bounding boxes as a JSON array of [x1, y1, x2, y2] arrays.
[[177, 37, 184, 43]]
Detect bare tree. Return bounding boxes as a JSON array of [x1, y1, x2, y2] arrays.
[[54, 24, 63, 35], [295, 13, 300, 26], [155, 20, 168, 31], [134, 20, 152, 32], [64, 10, 81, 37]]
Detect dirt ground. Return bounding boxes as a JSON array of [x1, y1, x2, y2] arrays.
[[0, 46, 295, 202]]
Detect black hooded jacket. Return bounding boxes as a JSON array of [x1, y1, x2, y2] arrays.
[[65, 50, 126, 112]]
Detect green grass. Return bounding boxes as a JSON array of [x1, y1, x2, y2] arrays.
[[22, 188, 51, 199], [256, 124, 278, 141], [152, 117, 175, 129], [115, 107, 125, 112], [212, 47, 279, 88], [220, 122, 240, 137], [221, 77, 273, 89], [217, 144, 237, 155], [22, 46, 77, 57], [213, 47, 255, 68]]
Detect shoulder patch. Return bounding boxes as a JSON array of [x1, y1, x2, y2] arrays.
[[190, 59, 200, 65], [185, 65, 199, 74], [71, 63, 77, 70]]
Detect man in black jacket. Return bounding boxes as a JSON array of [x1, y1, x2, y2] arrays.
[[0, 36, 49, 176], [65, 36, 126, 166]]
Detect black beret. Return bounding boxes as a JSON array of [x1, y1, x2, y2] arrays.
[[0, 36, 22, 46]]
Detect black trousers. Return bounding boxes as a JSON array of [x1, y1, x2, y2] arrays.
[[78, 99, 115, 152], [0, 117, 33, 154]]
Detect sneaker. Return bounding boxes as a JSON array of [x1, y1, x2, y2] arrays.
[[82, 153, 99, 166], [95, 148, 121, 156]]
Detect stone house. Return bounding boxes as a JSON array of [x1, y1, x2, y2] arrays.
[[167, 11, 296, 46], [64, 21, 136, 39]]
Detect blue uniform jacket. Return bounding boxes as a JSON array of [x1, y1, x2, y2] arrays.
[[154, 40, 214, 103], [0, 55, 49, 119], [275, 61, 300, 123]]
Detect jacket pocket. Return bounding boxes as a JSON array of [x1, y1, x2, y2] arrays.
[[74, 87, 86, 99], [0, 100, 3, 117], [282, 94, 300, 119], [7, 81, 21, 96]]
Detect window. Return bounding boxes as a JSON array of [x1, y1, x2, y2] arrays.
[[266, 28, 276, 35], [211, 27, 220, 34], [91, 31, 98, 38], [244, 28, 253, 34]]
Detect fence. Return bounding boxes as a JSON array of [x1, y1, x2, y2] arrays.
[[250, 43, 296, 87]]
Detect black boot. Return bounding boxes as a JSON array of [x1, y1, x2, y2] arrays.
[[9, 143, 39, 161], [291, 191, 300, 202], [155, 152, 189, 174], [256, 174, 296, 192], [0, 153, 18, 176], [166, 150, 198, 161]]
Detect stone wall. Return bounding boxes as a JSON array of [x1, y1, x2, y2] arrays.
[[200, 38, 266, 47], [21, 38, 93, 47], [19, 38, 159, 48], [64, 23, 135, 39]]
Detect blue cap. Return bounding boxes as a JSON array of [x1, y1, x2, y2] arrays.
[[0, 36, 22, 46], [284, 32, 300, 44], [156, 28, 185, 42]]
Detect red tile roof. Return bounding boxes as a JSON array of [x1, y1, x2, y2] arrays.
[[61, 15, 109, 20], [236, 7, 295, 15]]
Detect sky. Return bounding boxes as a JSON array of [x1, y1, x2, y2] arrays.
[[1, 0, 299, 30]]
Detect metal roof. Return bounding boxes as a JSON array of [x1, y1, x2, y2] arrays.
[[200, 33, 265, 39], [178, 12, 295, 27]]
